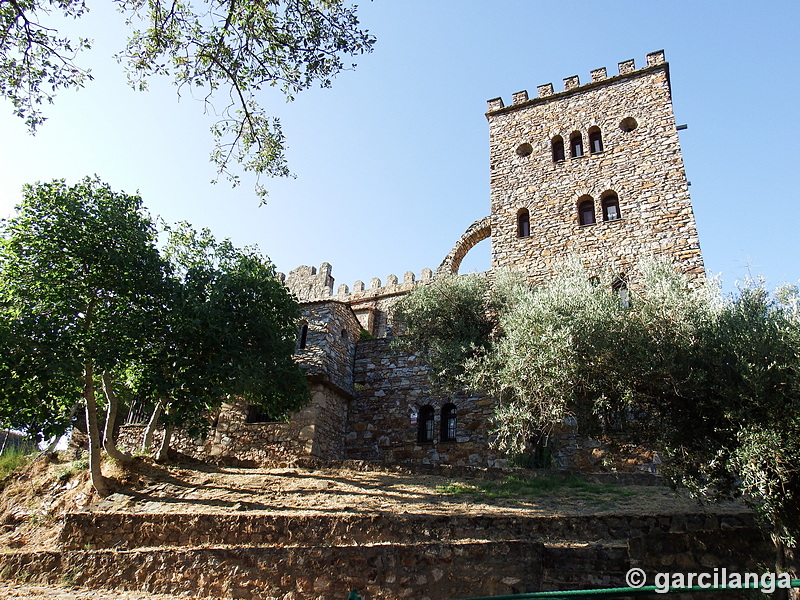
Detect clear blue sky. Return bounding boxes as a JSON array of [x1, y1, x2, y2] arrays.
[[0, 1, 797, 294]]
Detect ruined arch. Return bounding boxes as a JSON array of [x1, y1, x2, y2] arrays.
[[437, 216, 492, 275]]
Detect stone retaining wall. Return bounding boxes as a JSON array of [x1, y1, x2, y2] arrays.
[[58, 511, 758, 551], [0, 541, 543, 600]]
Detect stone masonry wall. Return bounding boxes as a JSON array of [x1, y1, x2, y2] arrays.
[[296, 300, 360, 396], [58, 511, 759, 552], [0, 542, 544, 600], [118, 385, 349, 463], [346, 338, 505, 468], [487, 51, 704, 287]]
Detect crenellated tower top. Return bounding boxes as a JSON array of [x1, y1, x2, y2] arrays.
[[486, 50, 667, 114]]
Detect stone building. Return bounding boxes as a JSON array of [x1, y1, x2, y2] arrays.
[[124, 51, 703, 470]]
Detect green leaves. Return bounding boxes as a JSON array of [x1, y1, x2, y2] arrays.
[[0, 176, 167, 442], [393, 273, 494, 390], [0, 0, 93, 130], [395, 258, 800, 555], [1, 0, 374, 197], [135, 222, 308, 430]]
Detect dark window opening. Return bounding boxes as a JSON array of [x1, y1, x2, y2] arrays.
[[298, 322, 308, 349], [552, 136, 565, 162], [602, 194, 621, 221], [589, 128, 603, 153], [578, 199, 596, 226], [570, 132, 584, 158], [620, 117, 638, 132], [246, 404, 275, 424], [612, 275, 630, 308], [418, 405, 435, 443], [441, 403, 457, 442], [517, 209, 530, 237]]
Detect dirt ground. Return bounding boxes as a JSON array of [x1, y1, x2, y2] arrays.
[[0, 452, 749, 599]]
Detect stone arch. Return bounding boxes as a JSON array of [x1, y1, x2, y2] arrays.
[[437, 216, 492, 275]]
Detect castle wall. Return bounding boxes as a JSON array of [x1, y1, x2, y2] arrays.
[[296, 300, 360, 396], [346, 338, 505, 468], [282, 262, 434, 338], [487, 51, 704, 286], [118, 386, 350, 463]]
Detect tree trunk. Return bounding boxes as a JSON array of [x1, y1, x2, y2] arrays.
[[84, 361, 108, 496], [142, 399, 164, 454], [773, 518, 790, 600], [101, 371, 131, 463], [156, 422, 173, 462]]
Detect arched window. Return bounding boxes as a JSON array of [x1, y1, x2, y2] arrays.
[[418, 405, 435, 443], [612, 275, 630, 308], [570, 132, 584, 158], [441, 403, 457, 442], [602, 193, 621, 221], [517, 208, 530, 237], [298, 322, 309, 350], [578, 197, 596, 226], [588, 127, 603, 153], [551, 136, 565, 162]]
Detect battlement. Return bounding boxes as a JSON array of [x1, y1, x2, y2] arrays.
[[279, 263, 434, 304], [486, 50, 666, 112]]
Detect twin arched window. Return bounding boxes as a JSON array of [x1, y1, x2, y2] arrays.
[[441, 403, 457, 442], [602, 194, 621, 221], [578, 197, 596, 226], [552, 136, 565, 162], [578, 192, 622, 226], [418, 405, 435, 443], [417, 403, 458, 443], [588, 127, 603, 154]]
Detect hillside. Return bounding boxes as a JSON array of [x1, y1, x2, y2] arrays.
[[0, 452, 763, 599]]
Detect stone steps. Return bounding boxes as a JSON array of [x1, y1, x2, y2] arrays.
[[58, 510, 757, 551], [1, 507, 772, 599], [0, 541, 545, 600], [1, 518, 772, 600]]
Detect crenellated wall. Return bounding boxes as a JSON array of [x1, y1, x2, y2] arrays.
[[280, 262, 436, 338]]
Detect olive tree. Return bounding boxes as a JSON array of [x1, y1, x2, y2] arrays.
[[394, 259, 800, 573]]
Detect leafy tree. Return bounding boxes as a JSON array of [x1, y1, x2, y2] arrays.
[[0, 181, 310, 490], [0, 0, 375, 196], [394, 259, 800, 574], [392, 273, 494, 390], [0, 177, 167, 494], [131, 222, 309, 460]]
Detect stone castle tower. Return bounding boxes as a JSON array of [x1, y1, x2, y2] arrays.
[[440, 50, 704, 286]]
